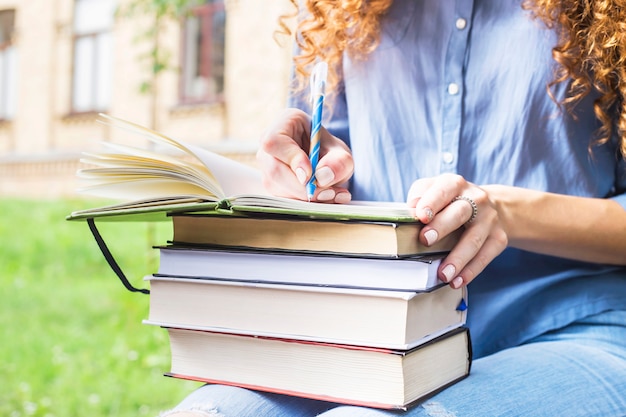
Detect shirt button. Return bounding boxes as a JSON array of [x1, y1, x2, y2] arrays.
[[456, 18, 467, 30], [447, 83, 460, 95], [442, 152, 454, 164]]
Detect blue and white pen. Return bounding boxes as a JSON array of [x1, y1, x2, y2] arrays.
[[306, 61, 328, 201]]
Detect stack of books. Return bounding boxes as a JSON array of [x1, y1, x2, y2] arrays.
[[145, 213, 470, 410], [68, 115, 472, 411]]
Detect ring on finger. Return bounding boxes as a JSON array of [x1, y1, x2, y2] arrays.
[[452, 195, 478, 223]]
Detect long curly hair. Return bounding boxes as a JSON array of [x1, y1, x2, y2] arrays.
[[281, 0, 626, 157]]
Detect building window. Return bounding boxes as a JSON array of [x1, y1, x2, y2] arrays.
[[180, 0, 225, 105], [0, 9, 17, 120], [71, 0, 115, 113]]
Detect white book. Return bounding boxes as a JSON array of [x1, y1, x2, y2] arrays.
[[144, 275, 467, 349], [156, 246, 444, 292]]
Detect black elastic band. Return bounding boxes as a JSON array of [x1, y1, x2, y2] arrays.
[[87, 217, 150, 295]]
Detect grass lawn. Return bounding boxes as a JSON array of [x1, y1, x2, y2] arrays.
[[0, 198, 201, 417]]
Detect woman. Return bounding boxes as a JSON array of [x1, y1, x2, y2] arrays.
[[164, 1, 626, 415]]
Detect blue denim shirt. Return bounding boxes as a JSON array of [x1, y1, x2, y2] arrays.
[[290, 0, 626, 358]]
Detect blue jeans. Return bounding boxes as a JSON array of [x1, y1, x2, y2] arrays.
[[165, 310, 626, 417]]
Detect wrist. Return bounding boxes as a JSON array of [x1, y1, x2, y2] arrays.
[[481, 184, 535, 244]]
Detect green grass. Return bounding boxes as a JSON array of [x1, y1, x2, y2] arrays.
[[0, 198, 201, 417]]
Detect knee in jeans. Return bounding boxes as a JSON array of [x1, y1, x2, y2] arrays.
[[421, 401, 458, 417], [159, 404, 224, 417]]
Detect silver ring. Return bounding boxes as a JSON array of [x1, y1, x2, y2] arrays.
[[452, 195, 478, 223]]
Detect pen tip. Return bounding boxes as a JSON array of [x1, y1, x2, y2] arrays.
[[306, 182, 315, 202]]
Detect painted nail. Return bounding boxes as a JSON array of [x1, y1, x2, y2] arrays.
[[423, 207, 434, 222], [441, 264, 456, 282], [334, 192, 352, 204], [315, 166, 335, 186], [452, 276, 464, 288], [424, 229, 438, 246], [317, 189, 336, 201], [295, 167, 307, 185]]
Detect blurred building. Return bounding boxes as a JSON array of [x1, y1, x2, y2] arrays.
[[0, 0, 294, 197]]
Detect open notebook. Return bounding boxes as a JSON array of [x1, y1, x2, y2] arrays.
[[67, 114, 421, 223]]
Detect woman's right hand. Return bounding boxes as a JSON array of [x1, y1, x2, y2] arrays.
[[256, 108, 354, 203]]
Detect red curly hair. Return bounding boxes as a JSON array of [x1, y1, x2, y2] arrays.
[[281, 0, 626, 157]]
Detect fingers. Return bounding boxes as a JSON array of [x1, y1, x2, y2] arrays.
[[419, 196, 477, 247], [312, 185, 353, 204], [408, 174, 468, 223], [256, 149, 308, 200], [257, 108, 354, 202], [434, 197, 508, 288], [407, 174, 508, 288], [440, 224, 508, 289], [451, 196, 478, 223], [258, 108, 312, 187], [316, 138, 354, 186]]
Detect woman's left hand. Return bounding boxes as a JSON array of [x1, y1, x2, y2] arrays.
[[407, 173, 509, 289]]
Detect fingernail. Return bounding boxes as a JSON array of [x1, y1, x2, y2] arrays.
[[317, 189, 335, 201], [423, 207, 434, 222], [295, 167, 307, 185], [424, 229, 438, 246], [441, 264, 456, 282], [451, 276, 464, 288], [315, 166, 335, 186], [335, 192, 352, 204]]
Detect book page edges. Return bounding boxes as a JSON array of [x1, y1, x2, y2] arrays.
[[164, 373, 412, 410], [144, 274, 425, 296], [71, 116, 421, 223], [143, 319, 464, 350], [66, 199, 223, 221], [162, 327, 471, 410], [67, 199, 422, 222], [165, 365, 470, 411]]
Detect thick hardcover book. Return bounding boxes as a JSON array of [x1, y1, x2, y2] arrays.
[[163, 326, 472, 410], [144, 276, 467, 349], [170, 214, 461, 257], [66, 114, 431, 223], [156, 246, 445, 291]]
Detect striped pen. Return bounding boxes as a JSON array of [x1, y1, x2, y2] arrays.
[[306, 61, 328, 201]]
